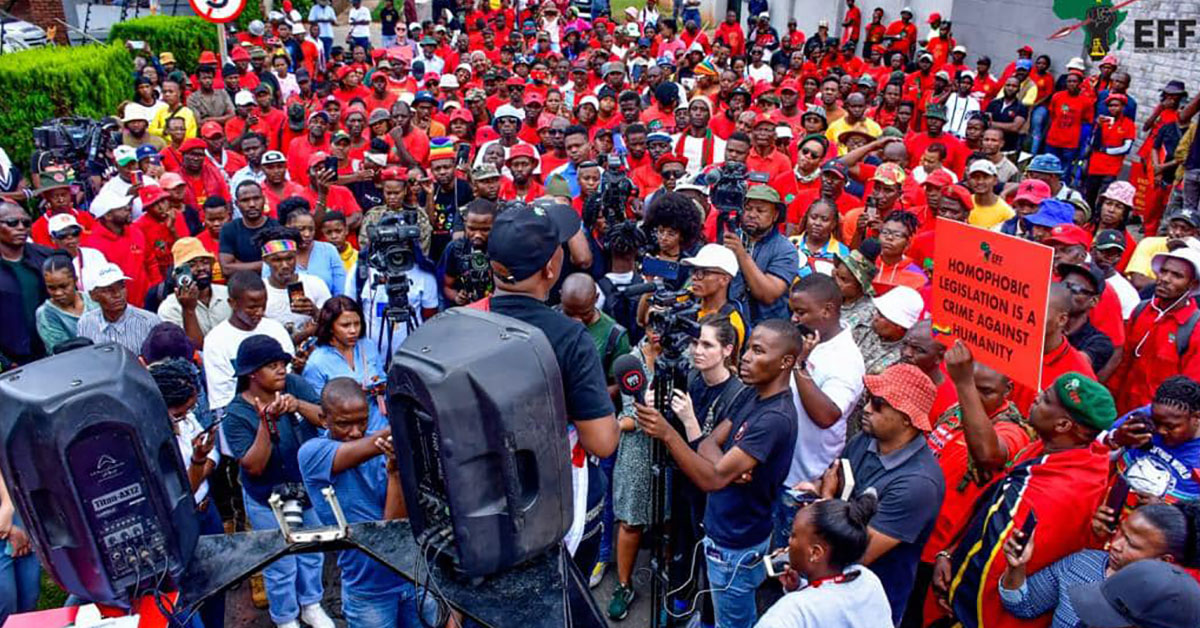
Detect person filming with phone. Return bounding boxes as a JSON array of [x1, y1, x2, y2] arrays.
[[1104, 376, 1200, 507], [755, 493, 892, 627], [255, 225, 331, 334]]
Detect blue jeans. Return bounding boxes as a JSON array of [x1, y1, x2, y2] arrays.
[[244, 491, 325, 624], [343, 583, 437, 628], [351, 36, 371, 51], [703, 536, 768, 628], [0, 536, 41, 624], [1029, 105, 1049, 156], [596, 453, 616, 565], [770, 487, 800, 551], [196, 503, 226, 628]]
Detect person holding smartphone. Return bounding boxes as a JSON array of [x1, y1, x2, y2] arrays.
[[1105, 376, 1200, 507], [254, 225, 331, 333]]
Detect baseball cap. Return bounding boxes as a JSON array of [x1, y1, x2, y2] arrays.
[[873, 285, 924, 330], [172, 237, 214, 267], [940, 184, 974, 211], [261, 150, 287, 166], [1069, 559, 1200, 628], [924, 103, 947, 121], [924, 169, 955, 189], [84, 262, 131, 292], [1093, 229, 1127, 251], [494, 104, 525, 121], [682, 243, 739, 277], [113, 145, 138, 167], [1169, 207, 1200, 228], [1052, 372, 1116, 431], [439, 74, 459, 89], [745, 185, 782, 204], [488, 201, 582, 283], [200, 120, 224, 139], [234, 90, 255, 107], [821, 160, 850, 180], [1024, 199, 1075, 228], [1046, 224, 1093, 248], [234, 335, 293, 377], [471, 163, 501, 180], [873, 162, 907, 186], [864, 363, 937, 431], [1013, 179, 1052, 205], [506, 144, 538, 164], [159, 172, 186, 190], [47, 213, 81, 238], [1057, 258, 1105, 293], [967, 160, 998, 177], [89, 189, 132, 219]]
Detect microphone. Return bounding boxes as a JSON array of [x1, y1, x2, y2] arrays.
[[614, 282, 658, 298], [613, 354, 647, 405]]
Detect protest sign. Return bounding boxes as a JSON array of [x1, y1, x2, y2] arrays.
[[930, 218, 1055, 392]]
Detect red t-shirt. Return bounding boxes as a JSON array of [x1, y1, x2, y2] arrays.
[[1046, 91, 1096, 149], [498, 178, 545, 202], [1113, 300, 1200, 413], [1010, 339, 1097, 416], [263, 181, 308, 218], [1088, 116, 1136, 176], [287, 134, 331, 186], [905, 131, 969, 178], [842, 6, 862, 42], [81, 223, 158, 307], [133, 211, 192, 280]]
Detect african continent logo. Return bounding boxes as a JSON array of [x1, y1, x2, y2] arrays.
[[1053, 0, 1129, 59]]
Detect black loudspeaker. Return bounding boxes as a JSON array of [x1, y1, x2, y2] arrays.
[[0, 344, 199, 606], [387, 307, 572, 578]]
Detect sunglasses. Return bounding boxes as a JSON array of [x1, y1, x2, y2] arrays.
[[801, 147, 822, 159], [0, 217, 32, 228], [662, 170, 685, 180]]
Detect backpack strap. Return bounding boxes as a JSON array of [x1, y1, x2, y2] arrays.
[[1131, 298, 1150, 324], [602, 323, 627, 373], [1177, 309, 1200, 358]]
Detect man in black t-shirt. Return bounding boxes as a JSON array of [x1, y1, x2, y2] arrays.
[[486, 199, 619, 574], [219, 180, 280, 277], [636, 318, 801, 628]]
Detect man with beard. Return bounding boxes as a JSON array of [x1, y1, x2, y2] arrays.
[[83, 189, 157, 306], [177, 138, 230, 209], [724, 185, 799, 325], [631, 130, 671, 200], [201, 121, 247, 179], [122, 108, 165, 150], [387, 101, 427, 168], [157, 237, 231, 349], [979, 127, 1020, 184], [424, 139, 473, 262], [673, 97, 727, 176], [220, 181, 281, 276], [188, 65, 235, 125], [499, 145, 544, 202]]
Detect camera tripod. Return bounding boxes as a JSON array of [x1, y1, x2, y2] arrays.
[[648, 340, 692, 628]]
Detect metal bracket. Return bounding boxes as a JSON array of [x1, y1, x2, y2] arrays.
[[267, 486, 349, 544]]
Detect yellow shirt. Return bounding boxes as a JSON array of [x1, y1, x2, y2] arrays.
[[149, 106, 198, 140], [338, 243, 359, 273], [968, 197, 1015, 229], [1126, 236, 1169, 279], [825, 117, 883, 153]]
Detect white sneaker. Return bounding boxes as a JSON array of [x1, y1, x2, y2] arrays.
[[275, 621, 300, 628], [300, 604, 335, 628], [588, 561, 608, 589]]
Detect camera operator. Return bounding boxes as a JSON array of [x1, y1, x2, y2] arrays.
[[755, 493, 891, 627], [635, 319, 800, 627], [222, 334, 336, 628], [486, 201, 620, 574], [440, 198, 498, 306], [684, 243, 746, 347], [355, 214, 440, 357], [725, 185, 800, 326], [156, 237, 230, 350]]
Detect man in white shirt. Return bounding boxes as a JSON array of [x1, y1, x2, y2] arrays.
[[778, 274, 864, 544], [944, 72, 982, 138], [347, 0, 372, 50], [307, 0, 336, 54], [203, 270, 295, 410], [671, 97, 727, 176], [258, 227, 332, 331]]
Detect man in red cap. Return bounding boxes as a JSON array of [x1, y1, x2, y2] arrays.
[[177, 138, 230, 209], [1084, 92, 1136, 205], [287, 110, 331, 185], [746, 116, 802, 211], [200, 121, 247, 178], [134, 185, 191, 281], [841, 162, 914, 246], [773, 80, 806, 135], [498, 144, 544, 202]]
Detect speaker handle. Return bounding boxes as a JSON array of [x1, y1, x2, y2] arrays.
[[499, 432, 525, 531]]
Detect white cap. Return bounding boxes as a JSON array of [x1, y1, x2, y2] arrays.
[[439, 74, 460, 89], [494, 103, 525, 121], [90, 188, 132, 219], [818, 19, 829, 28], [113, 145, 138, 166], [456, 62, 473, 74], [261, 150, 287, 165], [683, 243, 739, 277], [952, 44, 967, 54], [775, 125, 794, 139], [1066, 57, 1087, 71], [121, 108, 150, 123], [234, 90, 255, 106], [621, 23, 640, 37], [84, 262, 131, 292], [918, 51, 934, 62], [1151, 246, 1200, 295], [576, 95, 600, 111], [967, 159, 998, 177], [935, 70, 950, 81], [47, 213, 81, 236], [872, 286, 925, 329], [248, 19, 265, 35], [408, 21, 422, 31], [900, 5, 913, 13], [289, 9, 302, 22]]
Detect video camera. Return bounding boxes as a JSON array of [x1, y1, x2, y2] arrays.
[[33, 116, 122, 175], [583, 155, 638, 230], [707, 163, 770, 242], [454, 240, 493, 302], [366, 211, 423, 324], [646, 288, 701, 354]]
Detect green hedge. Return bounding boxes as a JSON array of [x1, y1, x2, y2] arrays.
[[108, 16, 220, 73], [0, 43, 132, 169]]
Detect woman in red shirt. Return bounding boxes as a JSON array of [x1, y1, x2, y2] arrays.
[[1085, 93, 1136, 206]]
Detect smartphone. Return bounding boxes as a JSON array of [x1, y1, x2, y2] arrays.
[[1015, 510, 1038, 554], [287, 281, 306, 301], [783, 487, 819, 509], [299, 336, 317, 354], [642, 257, 681, 281], [1105, 476, 1131, 530], [765, 549, 790, 578], [129, 40, 146, 50], [131, 170, 144, 187], [323, 155, 340, 181], [174, 264, 194, 289], [455, 143, 471, 167]]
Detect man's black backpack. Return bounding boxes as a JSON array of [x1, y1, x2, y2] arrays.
[[598, 275, 647, 345]]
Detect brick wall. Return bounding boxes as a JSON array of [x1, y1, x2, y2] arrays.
[[26, 0, 68, 44]]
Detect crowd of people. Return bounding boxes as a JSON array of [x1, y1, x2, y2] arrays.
[[2, 0, 1200, 626]]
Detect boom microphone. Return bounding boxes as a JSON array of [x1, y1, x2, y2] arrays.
[[613, 354, 647, 405], [614, 282, 658, 298]]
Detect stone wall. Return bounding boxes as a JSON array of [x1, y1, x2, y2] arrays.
[[1110, 0, 1200, 127]]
